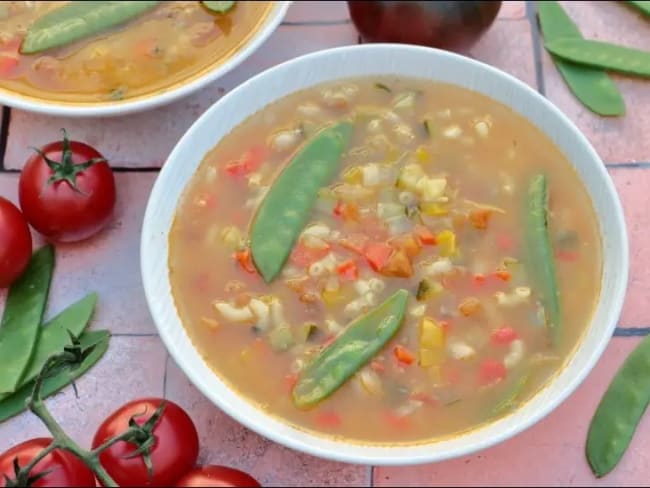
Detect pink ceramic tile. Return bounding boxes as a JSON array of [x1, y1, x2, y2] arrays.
[[4, 23, 358, 170], [469, 20, 536, 88], [498, 1, 526, 19], [284, 1, 350, 23], [0, 172, 158, 334], [164, 359, 370, 487], [539, 1, 650, 163], [0, 336, 166, 452], [610, 168, 650, 328], [375, 337, 650, 487]]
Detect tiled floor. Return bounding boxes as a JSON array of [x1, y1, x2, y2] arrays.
[[0, 1, 649, 486]]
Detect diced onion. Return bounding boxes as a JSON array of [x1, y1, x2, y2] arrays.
[[386, 215, 414, 236], [504, 339, 525, 369], [448, 340, 475, 360], [368, 278, 385, 293], [270, 129, 300, 152], [354, 280, 371, 295], [422, 258, 453, 276], [377, 202, 405, 220]]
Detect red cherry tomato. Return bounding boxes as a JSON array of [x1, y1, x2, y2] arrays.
[[0, 196, 32, 288], [174, 465, 261, 487], [19, 129, 116, 243], [92, 398, 199, 487], [0, 438, 95, 487]]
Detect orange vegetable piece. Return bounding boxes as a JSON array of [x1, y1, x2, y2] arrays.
[[336, 259, 359, 281], [495, 268, 511, 281], [381, 249, 413, 278], [364, 242, 394, 272], [414, 225, 437, 245], [469, 209, 492, 230], [394, 345, 415, 365], [390, 234, 421, 259], [234, 248, 256, 274], [458, 297, 482, 317], [333, 201, 360, 221]]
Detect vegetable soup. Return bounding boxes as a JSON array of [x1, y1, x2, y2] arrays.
[[0, 1, 272, 103], [169, 77, 602, 444]]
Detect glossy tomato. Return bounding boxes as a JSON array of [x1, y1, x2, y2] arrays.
[[0, 196, 32, 288], [19, 129, 116, 243], [92, 398, 199, 487], [0, 438, 95, 487], [175, 465, 260, 487]]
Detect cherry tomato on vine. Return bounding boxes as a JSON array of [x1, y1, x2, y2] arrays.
[[0, 438, 96, 487], [174, 465, 261, 487], [0, 196, 32, 288], [19, 129, 116, 243], [92, 398, 199, 487]]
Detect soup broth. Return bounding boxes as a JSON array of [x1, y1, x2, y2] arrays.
[[169, 77, 602, 444], [0, 1, 272, 103]]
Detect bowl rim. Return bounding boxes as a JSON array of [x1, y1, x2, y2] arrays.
[[0, 1, 291, 118], [141, 43, 629, 465]]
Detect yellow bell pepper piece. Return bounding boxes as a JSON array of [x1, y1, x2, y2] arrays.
[[437, 230, 457, 257], [342, 166, 362, 184], [419, 202, 448, 217], [419, 317, 446, 367], [321, 288, 344, 307], [415, 145, 431, 164]]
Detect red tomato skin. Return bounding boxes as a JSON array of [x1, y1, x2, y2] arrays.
[[174, 466, 261, 487], [0, 196, 32, 288], [19, 140, 116, 243], [92, 398, 199, 487], [0, 438, 96, 487]]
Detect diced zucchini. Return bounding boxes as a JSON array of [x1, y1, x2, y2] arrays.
[[296, 322, 319, 343], [416, 279, 443, 301], [269, 326, 294, 352]]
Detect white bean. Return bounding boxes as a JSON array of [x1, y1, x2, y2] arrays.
[[422, 258, 453, 276], [448, 340, 476, 360], [443, 125, 462, 138], [354, 280, 371, 296], [271, 129, 300, 152], [368, 278, 385, 293]]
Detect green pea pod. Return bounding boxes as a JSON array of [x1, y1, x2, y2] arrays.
[[627, 1, 650, 16], [0, 329, 110, 423], [545, 38, 650, 79], [586, 335, 650, 477], [293, 289, 408, 409], [525, 175, 560, 345], [0, 293, 97, 403], [537, 2, 625, 116], [21, 1, 161, 54], [202, 1, 236, 13], [250, 121, 353, 283], [0, 245, 54, 394]]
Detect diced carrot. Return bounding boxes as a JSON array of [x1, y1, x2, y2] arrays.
[[491, 327, 518, 345], [496, 233, 516, 252], [381, 249, 413, 278], [338, 234, 369, 255], [234, 248, 257, 274], [333, 200, 360, 221], [478, 359, 507, 386], [284, 373, 299, 392], [469, 209, 492, 230], [224, 145, 268, 177], [414, 224, 437, 245], [0, 56, 18, 78], [458, 297, 482, 317], [363, 242, 394, 272], [394, 345, 415, 365], [473, 274, 487, 286], [290, 243, 330, 268], [315, 411, 341, 428], [370, 360, 385, 373], [494, 268, 511, 281], [556, 250, 579, 261], [384, 411, 411, 430], [390, 234, 421, 259], [336, 259, 359, 281]]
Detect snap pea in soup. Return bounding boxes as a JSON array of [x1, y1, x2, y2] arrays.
[[169, 77, 602, 444], [0, 1, 272, 103]]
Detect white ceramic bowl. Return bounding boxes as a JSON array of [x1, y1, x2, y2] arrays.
[[141, 44, 629, 465], [0, 1, 290, 118]]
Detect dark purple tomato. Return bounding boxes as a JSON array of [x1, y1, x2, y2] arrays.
[[348, 1, 502, 52]]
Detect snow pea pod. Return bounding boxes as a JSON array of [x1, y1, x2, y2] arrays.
[[0, 293, 97, 403], [292, 289, 408, 409], [525, 175, 560, 345], [537, 1, 625, 116], [0, 329, 110, 423], [21, 1, 161, 54], [250, 121, 353, 283], [545, 38, 650, 78], [0, 245, 54, 394], [627, 1, 650, 16], [586, 335, 650, 477], [202, 1, 236, 13]]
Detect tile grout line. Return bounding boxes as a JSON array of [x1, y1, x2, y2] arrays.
[[525, 0, 546, 96], [0, 106, 11, 171], [368, 465, 374, 487], [614, 327, 650, 337]]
